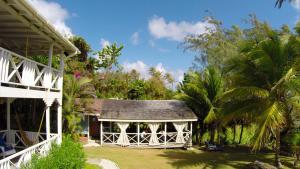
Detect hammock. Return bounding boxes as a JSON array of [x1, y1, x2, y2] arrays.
[[15, 108, 46, 146]]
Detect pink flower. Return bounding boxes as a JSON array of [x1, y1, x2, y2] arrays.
[[74, 72, 81, 79]]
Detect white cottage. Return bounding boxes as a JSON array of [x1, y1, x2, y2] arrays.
[[79, 99, 198, 148], [0, 0, 79, 168]]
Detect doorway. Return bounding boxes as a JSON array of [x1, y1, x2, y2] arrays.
[[89, 116, 100, 140]]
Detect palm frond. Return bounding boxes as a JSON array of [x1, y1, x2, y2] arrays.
[[204, 107, 217, 123], [221, 87, 269, 103], [252, 101, 286, 151]]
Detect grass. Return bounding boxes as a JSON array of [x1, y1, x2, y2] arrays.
[[84, 146, 295, 169], [85, 163, 102, 169]]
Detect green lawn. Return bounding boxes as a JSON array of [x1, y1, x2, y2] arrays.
[[84, 146, 295, 169], [85, 163, 102, 169]]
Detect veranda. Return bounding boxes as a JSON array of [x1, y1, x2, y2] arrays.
[[0, 0, 79, 168]]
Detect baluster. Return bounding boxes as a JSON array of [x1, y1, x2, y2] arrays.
[[42, 68, 52, 89], [22, 60, 36, 86], [0, 50, 10, 82]]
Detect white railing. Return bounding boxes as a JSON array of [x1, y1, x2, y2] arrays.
[[0, 134, 58, 169], [102, 132, 191, 146], [9, 130, 52, 149], [0, 47, 62, 92]]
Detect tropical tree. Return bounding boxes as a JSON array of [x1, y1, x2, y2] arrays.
[[69, 36, 91, 62], [86, 57, 100, 73], [164, 72, 175, 88], [63, 74, 92, 139], [222, 26, 300, 168], [175, 66, 223, 144], [96, 43, 124, 70], [127, 79, 147, 100]]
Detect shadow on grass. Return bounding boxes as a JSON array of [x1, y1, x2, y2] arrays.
[[159, 147, 294, 169]]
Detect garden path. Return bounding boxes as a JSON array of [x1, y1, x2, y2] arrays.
[[87, 158, 120, 169]]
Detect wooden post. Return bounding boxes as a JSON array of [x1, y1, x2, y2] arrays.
[[6, 98, 11, 143], [137, 123, 140, 147], [57, 103, 62, 144], [164, 122, 167, 147], [100, 121, 103, 145]]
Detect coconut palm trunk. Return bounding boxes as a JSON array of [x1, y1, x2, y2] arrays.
[[239, 122, 244, 144], [275, 129, 282, 168], [233, 124, 236, 144]]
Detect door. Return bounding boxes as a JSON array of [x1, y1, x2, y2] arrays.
[[89, 116, 100, 139]]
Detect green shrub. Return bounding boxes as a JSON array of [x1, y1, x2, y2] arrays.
[[22, 136, 85, 169]]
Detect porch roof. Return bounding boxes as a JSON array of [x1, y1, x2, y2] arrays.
[[78, 99, 198, 122], [0, 0, 79, 56]]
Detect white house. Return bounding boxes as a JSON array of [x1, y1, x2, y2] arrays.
[[0, 0, 79, 168]]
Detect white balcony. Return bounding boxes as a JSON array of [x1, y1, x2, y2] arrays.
[[0, 47, 63, 99]]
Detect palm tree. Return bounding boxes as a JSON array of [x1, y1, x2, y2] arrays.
[[63, 74, 92, 139], [275, 0, 293, 8], [149, 67, 163, 79], [175, 66, 223, 144], [223, 27, 300, 168], [164, 73, 175, 88]]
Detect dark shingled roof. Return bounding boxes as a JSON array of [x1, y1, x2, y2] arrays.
[[79, 99, 197, 121]]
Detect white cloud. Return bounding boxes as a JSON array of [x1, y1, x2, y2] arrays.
[[292, 0, 300, 10], [27, 0, 73, 38], [123, 61, 150, 79], [130, 32, 140, 45], [148, 16, 213, 41], [122, 61, 184, 87], [100, 38, 110, 48]]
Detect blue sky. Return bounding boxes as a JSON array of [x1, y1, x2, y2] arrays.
[[28, 0, 300, 82]]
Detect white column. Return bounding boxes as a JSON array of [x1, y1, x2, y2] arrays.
[[46, 106, 51, 140], [100, 121, 103, 145], [57, 52, 64, 90], [59, 51, 65, 71], [190, 122, 193, 146], [6, 98, 11, 143], [137, 123, 140, 147], [57, 102, 62, 144], [48, 43, 54, 67], [43, 98, 53, 140], [43, 43, 54, 89], [164, 122, 167, 147]]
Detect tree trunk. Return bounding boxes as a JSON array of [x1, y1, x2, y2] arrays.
[[275, 128, 282, 168], [294, 150, 300, 167], [210, 124, 215, 143], [195, 123, 199, 145], [239, 123, 244, 144], [217, 127, 221, 144], [233, 124, 236, 144]]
